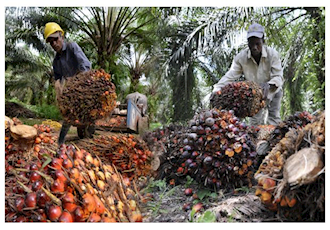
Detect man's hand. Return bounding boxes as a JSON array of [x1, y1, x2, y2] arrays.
[[260, 83, 270, 100], [210, 92, 217, 104], [55, 80, 64, 97], [55, 79, 67, 103]]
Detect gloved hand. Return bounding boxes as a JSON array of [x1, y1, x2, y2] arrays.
[[260, 83, 270, 100], [54, 78, 66, 103]]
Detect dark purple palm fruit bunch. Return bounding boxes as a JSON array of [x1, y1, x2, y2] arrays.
[[174, 108, 260, 190], [211, 81, 266, 118]]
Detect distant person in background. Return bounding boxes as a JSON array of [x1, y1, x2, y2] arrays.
[[211, 23, 284, 125], [126, 92, 148, 116], [44, 22, 93, 145]]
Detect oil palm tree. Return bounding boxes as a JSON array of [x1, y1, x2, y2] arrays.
[[166, 7, 325, 120]]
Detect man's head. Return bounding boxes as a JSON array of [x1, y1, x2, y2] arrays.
[[247, 23, 265, 57], [44, 22, 65, 53]]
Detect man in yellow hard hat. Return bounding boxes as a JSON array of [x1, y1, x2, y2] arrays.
[[44, 22, 94, 145]]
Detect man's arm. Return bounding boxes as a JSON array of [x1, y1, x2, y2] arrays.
[[266, 48, 284, 100], [212, 56, 243, 93], [268, 49, 284, 89]]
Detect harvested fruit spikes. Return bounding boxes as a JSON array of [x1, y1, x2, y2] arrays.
[[211, 81, 265, 118], [57, 69, 117, 125], [254, 111, 325, 221], [5, 139, 143, 222], [266, 111, 314, 151], [79, 134, 153, 180]]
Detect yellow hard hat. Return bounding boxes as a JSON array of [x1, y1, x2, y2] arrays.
[[44, 22, 64, 40]]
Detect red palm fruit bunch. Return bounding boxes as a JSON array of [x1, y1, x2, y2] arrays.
[[254, 111, 324, 221], [255, 111, 314, 165], [79, 134, 153, 181], [5, 141, 142, 222], [57, 69, 117, 125], [211, 81, 265, 118], [32, 124, 57, 146]]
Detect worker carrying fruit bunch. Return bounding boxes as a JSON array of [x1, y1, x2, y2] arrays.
[[211, 23, 284, 125], [44, 22, 95, 145]]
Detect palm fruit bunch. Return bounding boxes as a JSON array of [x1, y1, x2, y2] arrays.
[[142, 124, 190, 181], [256, 111, 314, 159], [144, 109, 260, 190], [266, 111, 314, 149], [211, 81, 265, 118], [5, 126, 142, 222], [181, 109, 259, 190], [57, 69, 117, 125], [5, 117, 40, 156], [95, 115, 127, 128], [42, 119, 62, 131], [78, 134, 153, 181], [254, 111, 324, 221], [5, 117, 60, 160]]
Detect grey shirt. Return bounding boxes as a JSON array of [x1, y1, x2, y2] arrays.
[[53, 42, 91, 81]]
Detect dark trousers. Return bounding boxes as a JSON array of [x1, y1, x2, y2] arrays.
[[250, 89, 283, 126], [58, 121, 71, 145], [58, 121, 95, 145]]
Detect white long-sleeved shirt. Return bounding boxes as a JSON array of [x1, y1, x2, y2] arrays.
[[212, 46, 284, 99]]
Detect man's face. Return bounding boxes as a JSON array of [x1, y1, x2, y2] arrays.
[[47, 32, 63, 53], [248, 37, 263, 57]]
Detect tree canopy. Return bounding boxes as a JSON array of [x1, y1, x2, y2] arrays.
[[5, 7, 325, 124]]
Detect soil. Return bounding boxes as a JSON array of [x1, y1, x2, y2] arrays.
[[138, 179, 277, 223]]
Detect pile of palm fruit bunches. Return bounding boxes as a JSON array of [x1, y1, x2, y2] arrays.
[[5, 117, 145, 222], [254, 111, 325, 221], [143, 109, 261, 190], [57, 69, 117, 125]]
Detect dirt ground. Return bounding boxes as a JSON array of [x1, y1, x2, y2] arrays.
[[137, 179, 277, 223]]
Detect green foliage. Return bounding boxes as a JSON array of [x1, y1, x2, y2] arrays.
[[264, 7, 325, 116], [27, 104, 62, 120], [189, 204, 216, 222], [5, 97, 62, 121], [184, 175, 195, 188], [233, 186, 250, 194], [149, 122, 163, 131], [141, 178, 167, 194], [196, 211, 217, 222], [141, 178, 178, 216], [147, 186, 177, 216], [5, 7, 325, 125], [196, 189, 217, 201]]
